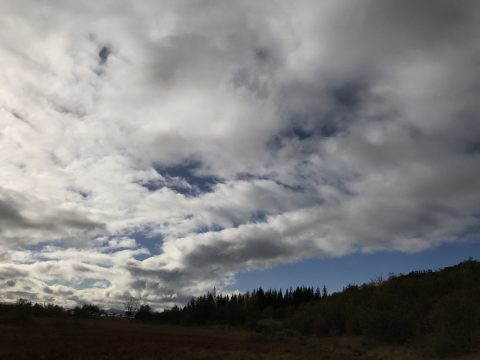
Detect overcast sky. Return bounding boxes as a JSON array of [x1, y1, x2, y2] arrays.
[[1, 0, 479, 309]]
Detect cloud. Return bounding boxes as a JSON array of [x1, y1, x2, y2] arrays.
[[0, 187, 104, 246], [0, 0, 479, 308]]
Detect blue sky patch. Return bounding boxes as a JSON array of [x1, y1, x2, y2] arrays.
[[228, 240, 480, 294], [98, 46, 111, 65], [124, 230, 163, 257], [194, 224, 224, 234], [153, 160, 221, 195]]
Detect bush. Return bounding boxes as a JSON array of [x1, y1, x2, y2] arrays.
[[359, 306, 414, 344], [430, 295, 480, 356], [255, 318, 283, 333], [73, 304, 103, 318], [135, 304, 153, 322], [0, 300, 33, 325], [284, 304, 330, 336]]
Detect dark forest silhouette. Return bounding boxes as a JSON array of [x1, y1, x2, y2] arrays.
[[153, 259, 480, 356]]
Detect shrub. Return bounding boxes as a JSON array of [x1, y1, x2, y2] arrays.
[[359, 306, 413, 344], [430, 295, 480, 356], [135, 304, 153, 322], [255, 318, 283, 333]]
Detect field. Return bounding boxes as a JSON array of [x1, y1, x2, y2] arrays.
[[1, 318, 479, 360]]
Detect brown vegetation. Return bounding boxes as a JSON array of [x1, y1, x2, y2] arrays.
[[0, 317, 477, 360]]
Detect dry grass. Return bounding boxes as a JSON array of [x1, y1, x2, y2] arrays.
[[0, 318, 477, 359], [0, 318, 312, 360]]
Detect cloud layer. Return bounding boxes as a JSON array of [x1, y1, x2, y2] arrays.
[[1, 0, 479, 308]]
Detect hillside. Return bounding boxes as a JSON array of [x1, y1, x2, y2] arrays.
[[156, 259, 480, 356]]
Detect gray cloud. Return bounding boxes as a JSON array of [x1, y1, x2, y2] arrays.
[[0, 198, 28, 227], [0, 188, 105, 245], [0, 266, 28, 281]]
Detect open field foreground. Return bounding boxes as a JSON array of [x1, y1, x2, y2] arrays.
[[0, 318, 477, 360]]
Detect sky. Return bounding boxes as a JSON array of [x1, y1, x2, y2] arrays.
[[1, 0, 480, 309], [231, 241, 480, 294]]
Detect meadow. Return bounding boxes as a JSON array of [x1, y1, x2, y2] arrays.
[[0, 317, 478, 360]]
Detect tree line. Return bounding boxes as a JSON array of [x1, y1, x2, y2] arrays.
[[152, 286, 327, 326]]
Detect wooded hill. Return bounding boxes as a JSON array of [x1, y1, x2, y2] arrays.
[[155, 258, 480, 356]]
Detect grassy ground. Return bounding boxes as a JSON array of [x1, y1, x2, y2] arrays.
[[0, 318, 477, 359]]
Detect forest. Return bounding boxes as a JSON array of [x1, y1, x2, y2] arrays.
[[1, 259, 480, 358], [154, 258, 480, 356]]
